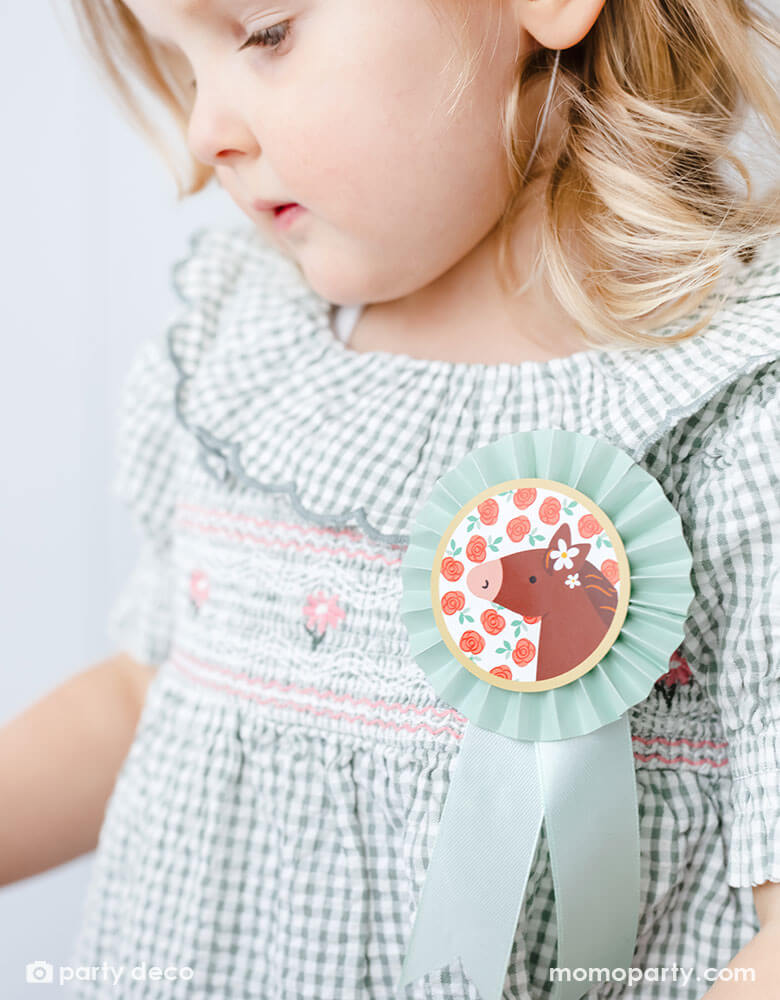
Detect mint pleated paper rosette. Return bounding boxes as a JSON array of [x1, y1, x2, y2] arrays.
[[395, 428, 695, 1000]]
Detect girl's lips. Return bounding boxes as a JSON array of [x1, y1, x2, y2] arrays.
[[252, 197, 289, 211], [272, 203, 306, 230], [250, 197, 307, 230]]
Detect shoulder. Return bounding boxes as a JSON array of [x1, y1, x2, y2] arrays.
[[113, 331, 181, 549], [682, 233, 780, 368], [170, 223, 311, 326], [675, 357, 778, 490], [723, 233, 780, 303], [611, 234, 779, 482], [659, 354, 778, 521], [709, 234, 780, 355], [648, 234, 780, 453], [120, 223, 304, 418], [649, 246, 780, 681], [114, 226, 293, 538], [166, 222, 318, 386], [114, 225, 317, 528], [171, 224, 280, 301], [663, 352, 778, 589], [673, 228, 780, 465], [641, 237, 780, 552], [706, 233, 780, 353]]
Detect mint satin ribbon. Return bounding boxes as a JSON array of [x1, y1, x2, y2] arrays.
[[396, 713, 640, 1000]]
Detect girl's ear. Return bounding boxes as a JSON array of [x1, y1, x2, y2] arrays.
[[514, 0, 607, 51]]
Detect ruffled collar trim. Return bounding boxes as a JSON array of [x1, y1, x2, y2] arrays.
[[168, 225, 780, 545]]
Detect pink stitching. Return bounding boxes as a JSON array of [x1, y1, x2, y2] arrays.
[[631, 734, 728, 751], [173, 648, 464, 721], [176, 501, 406, 550], [633, 752, 728, 768], [176, 518, 403, 567], [172, 659, 465, 740], [168, 652, 731, 767]]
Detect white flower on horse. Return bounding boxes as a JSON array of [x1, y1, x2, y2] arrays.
[[550, 544, 579, 571], [564, 573, 581, 589]]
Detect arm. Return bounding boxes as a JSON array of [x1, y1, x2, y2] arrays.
[[698, 882, 780, 998], [752, 880, 780, 931], [674, 365, 780, 997], [0, 652, 155, 887]]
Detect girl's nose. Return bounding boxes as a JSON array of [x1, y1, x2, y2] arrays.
[[186, 84, 258, 167]]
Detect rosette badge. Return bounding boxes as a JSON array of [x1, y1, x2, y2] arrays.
[[396, 429, 694, 1000], [436, 480, 630, 694]]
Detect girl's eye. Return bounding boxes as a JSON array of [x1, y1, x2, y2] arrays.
[[238, 20, 291, 53], [188, 19, 291, 87]]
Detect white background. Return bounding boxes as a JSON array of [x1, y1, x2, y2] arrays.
[[0, 1, 777, 996], [0, 4, 239, 994]]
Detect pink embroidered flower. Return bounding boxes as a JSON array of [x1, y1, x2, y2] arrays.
[[663, 649, 692, 687], [303, 591, 345, 638], [654, 648, 693, 709], [189, 569, 209, 610]]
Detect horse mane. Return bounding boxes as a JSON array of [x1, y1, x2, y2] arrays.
[[581, 561, 618, 627]]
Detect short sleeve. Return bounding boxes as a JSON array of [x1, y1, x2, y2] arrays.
[[105, 224, 267, 665], [107, 334, 180, 668], [676, 359, 780, 888]]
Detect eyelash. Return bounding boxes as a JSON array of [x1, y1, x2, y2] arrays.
[[238, 19, 291, 53], [188, 20, 290, 89]]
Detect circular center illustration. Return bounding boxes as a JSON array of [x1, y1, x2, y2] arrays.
[[432, 478, 630, 692]]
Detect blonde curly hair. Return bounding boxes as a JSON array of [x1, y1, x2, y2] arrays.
[[68, 0, 780, 348]]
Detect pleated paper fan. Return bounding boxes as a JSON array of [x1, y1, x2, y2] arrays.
[[399, 428, 694, 742]]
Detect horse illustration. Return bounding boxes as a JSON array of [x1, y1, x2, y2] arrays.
[[465, 522, 618, 682]]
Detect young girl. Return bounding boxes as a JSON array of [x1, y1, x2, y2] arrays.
[[2, 0, 779, 997]]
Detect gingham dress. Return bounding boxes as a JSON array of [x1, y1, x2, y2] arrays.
[[67, 226, 780, 1000]]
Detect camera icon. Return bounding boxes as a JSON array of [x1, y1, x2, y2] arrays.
[[26, 961, 54, 984]]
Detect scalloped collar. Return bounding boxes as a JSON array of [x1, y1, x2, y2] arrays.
[[168, 226, 780, 545]]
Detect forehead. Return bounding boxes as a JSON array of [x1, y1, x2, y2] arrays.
[[154, 0, 210, 11], [124, 0, 222, 43], [125, 0, 209, 18]]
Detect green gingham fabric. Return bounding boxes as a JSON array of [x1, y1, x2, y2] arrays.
[[67, 226, 780, 999]]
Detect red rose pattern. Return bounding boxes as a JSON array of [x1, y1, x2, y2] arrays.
[[480, 609, 505, 634], [440, 486, 619, 683], [441, 591, 466, 615], [478, 499, 500, 525], [512, 638, 536, 667], [465, 535, 487, 563], [538, 496, 561, 525], [578, 514, 602, 538], [506, 516, 531, 542], [601, 559, 619, 584], [513, 488, 537, 509], [441, 556, 464, 582], [459, 630, 485, 655]]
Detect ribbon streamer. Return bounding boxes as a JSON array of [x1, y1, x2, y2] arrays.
[[396, 714, 640, 1000]]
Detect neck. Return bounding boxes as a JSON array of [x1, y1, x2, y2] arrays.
[[349, 178, 589, 365]]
